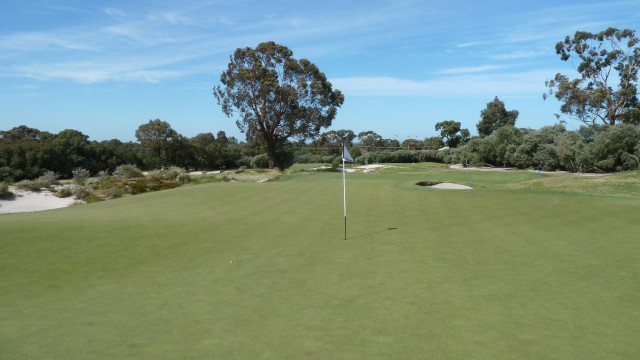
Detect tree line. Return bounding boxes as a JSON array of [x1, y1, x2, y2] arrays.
[[0, 121, 242, 182], [3, 114, 640, 183]]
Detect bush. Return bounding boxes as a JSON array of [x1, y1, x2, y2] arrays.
[[355, 152, 377, 165], [15, 180, 45, 192], [294, 153, 322, 164], [331, 157, 341, 169], [36, 171, 59, 187], [251, 153, 269, 169], [320, 155, 336, 164], [0, 167, 24, 182], [96, 170, 110, 182], [0, 181, 10, 198], [55, 187, 74, 198], [113, 164, 143, 179], [192, 175, 223, 184], [148, 167, 190, 183], [275, 148, 295, 169], [72, 167, 91, 185], [73, 186, 101, 203], [236, 156, 253, 168]]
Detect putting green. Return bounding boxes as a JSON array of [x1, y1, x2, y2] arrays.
[[1, 166, 639, 359]]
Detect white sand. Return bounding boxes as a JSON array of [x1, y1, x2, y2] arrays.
[[429, 182, 472, 190], [0, 187, 78, 214]]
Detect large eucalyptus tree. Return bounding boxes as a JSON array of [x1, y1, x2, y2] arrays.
[[214, 42, 344, 169]]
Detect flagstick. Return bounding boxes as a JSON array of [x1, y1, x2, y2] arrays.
[[343, 156, 347, 240]]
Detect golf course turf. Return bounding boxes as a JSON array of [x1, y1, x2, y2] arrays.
[[1, 164, 639, 359]]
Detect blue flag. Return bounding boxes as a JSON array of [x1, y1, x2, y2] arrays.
[[342, 144, 353, 162]]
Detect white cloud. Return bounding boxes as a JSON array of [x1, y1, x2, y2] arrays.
[[0, 32, 94, 52], [103, 7, 127, 18], [15, 60, 185, 84], [332, 70, 554, 97], [456, 41, 489, 48], [490, 51, 545, 60], [146, 11, 195, 25], [437, 64, 515, 75]]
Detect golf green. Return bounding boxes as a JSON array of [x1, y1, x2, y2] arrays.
[[1, 167, 639, 359]]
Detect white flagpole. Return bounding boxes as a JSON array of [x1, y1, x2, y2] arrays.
[[343, 154, 347, 240]]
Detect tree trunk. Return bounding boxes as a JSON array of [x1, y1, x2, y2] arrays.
[[608, 106, 616, 126], [264, 135, 278, 169]]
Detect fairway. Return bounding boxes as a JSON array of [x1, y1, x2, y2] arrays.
[[1, 166, 640, 359]]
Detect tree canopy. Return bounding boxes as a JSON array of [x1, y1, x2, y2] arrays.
[[214, 41, 344, 169], [435, 120, 470, 148], [477, 97, 519, 137], [544, 27, 640, 125]]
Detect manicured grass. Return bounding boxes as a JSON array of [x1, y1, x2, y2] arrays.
[[1, 165, 639, 359]]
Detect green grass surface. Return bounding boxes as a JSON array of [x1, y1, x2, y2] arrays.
[[2, 165, 640, 359]]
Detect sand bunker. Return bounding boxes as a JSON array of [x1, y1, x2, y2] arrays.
[[0, 187, 78, 214], [416, 181, 472, 190], [430, 182, 472, 189]]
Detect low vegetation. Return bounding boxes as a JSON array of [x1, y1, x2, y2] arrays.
[[0, 181, 10, 198]]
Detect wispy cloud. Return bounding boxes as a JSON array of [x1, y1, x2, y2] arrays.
[[436, 64, 516, 75], [490, 51, 546, 60], [146, 11, 195, 25], [14, 61, 184, 83], [332, 70, 553, 97], [103, 7, 127, 18], [0, 31, 95, 52]]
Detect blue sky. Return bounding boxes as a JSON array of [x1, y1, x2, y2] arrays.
[[2, 0, 639, 142]]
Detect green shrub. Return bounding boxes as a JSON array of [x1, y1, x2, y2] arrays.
[[72, 167, 91, 185], [148, 167, 190, 183], [176, 172, 190, 184], [15, 180, 44, 192], [294, 153, 322, 164], [94, 177, 127, 199], [101, 185, 125, 199], [113, 164, 143, 179], [236, 156, 253, 168], [251, 153, 269, 169], [0, 167, 23, 182], [36, 171, 59, 187], [126, 178, 148, 194], [331, 157, 341, 169], [72, 186, 90, 200], [0, 181, 10, 198], [55, 187, 73, 198], [192, 175, 223, 184]]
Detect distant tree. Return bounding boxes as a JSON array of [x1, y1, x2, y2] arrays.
[[435, 120, 470, 148], [357, 131, 384, 152], [214, 41, 344, 169], [135, 119, 188, 169], [51, 129, 96, 176], [423, 136, 445, 150], [0, 126, 55, 179], [477, 97, 519, 137], [313, 129, 355, 156], [401, 138, 424, 150], [91, 139, 142, 171], [190, 133, 218, 169], [544, 27, 640, 125], [381, 138, 400, 149]]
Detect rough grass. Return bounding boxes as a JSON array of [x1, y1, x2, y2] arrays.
[[1, 164, 639, 359]]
